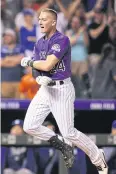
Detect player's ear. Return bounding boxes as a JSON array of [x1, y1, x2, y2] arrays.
[[52, 20, 56, 26]]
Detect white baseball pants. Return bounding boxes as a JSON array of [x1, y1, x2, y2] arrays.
[[23, 78, 103, 167]]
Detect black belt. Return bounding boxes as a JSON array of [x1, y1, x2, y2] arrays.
[[48, 80, 64, 86]]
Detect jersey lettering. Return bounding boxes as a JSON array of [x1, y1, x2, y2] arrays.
[[50, 60, 65, 74]]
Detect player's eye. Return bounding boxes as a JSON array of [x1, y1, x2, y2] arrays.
[[43, 18, 47, 21]]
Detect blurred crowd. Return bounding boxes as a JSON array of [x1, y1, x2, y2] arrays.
[[1, 0, 116, 99], [1, 119, 116, 174], [2, 119, 87, 174]]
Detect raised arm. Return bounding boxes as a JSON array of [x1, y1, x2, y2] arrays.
[[89, 15, 107, 39], [68, 0, 81, 19], [55, 0, 81, 21], [94, 0, 105, 9], [55, 0, 70, 20], [86, 0, 105, 19], [37, 0, 54, 14]]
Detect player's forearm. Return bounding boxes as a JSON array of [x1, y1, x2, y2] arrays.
[[33, 60, 52, 71], [21, 54, 59, 70]]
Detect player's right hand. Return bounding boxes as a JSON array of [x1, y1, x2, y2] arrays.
[[21, 57, 31, 67]]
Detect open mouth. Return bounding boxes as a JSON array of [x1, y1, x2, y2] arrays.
[[40, 26, 44, 28]]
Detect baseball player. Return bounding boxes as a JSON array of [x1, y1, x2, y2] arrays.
[[21, 8, 108, 173]]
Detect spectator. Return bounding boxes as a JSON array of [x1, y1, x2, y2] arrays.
[[74, 0, 105, 24], [91, 43, 116, 99], [103, 120, 116, 174], [19, 9, 36, 57], [15, 0, 37, 32], [54, 0, 102, 33], [1, 0, 15, 29], [66, 16, 90, 98], [66, 16, 89, 77], [2, 119, 37, 174], [19, 67, 39, 99], [5, 0, 23, 19], [1, 29, 24, 98], [88, 8, 109, 65]]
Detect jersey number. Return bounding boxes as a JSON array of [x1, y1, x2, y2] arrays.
[[50, 60, 65, 74]]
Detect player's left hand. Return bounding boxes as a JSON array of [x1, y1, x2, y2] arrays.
[[21, 57, 32, 67], [36, 76, 52, 86]]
